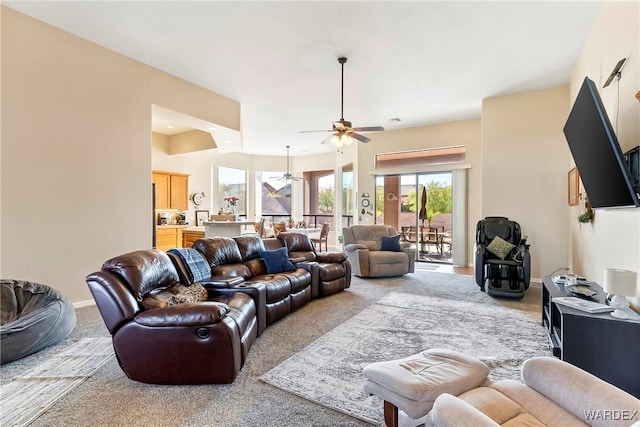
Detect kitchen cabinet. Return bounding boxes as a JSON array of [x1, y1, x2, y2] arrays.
[[152, 171, 189, 210], [182, 228, 205, 247], [155, 226, 184, 251]]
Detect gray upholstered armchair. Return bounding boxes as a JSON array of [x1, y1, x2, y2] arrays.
[[342, 225, 415, 278]]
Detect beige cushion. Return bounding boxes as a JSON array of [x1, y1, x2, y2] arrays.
[[486, 236, 515, 259], [362, 349, 489, 418]]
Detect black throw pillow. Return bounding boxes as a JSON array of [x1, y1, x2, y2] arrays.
[[380, 235, 402, 252], [260, 247, 296, 274]]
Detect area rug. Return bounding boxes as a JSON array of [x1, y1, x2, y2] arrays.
[[260, 291, 550, 425], [0, 337, 114, 427]]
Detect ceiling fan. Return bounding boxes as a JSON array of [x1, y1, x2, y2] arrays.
[[271, 145, 302, 182], [300, 57, 385, 148]]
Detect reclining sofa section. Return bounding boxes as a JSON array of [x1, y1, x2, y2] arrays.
[[86, 232, 350, 385]]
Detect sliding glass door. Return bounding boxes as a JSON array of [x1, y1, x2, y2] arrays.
[[397, 172, 453, 264]]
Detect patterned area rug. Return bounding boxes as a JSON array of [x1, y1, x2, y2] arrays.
[[260, 291, 550, 425], [0, 337, 114, 427]]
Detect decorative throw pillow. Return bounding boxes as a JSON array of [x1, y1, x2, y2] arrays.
[[380, 235, 402, 252], [141, 289, 178, 310], [260, 247, 296, 274], [486, 236, 516, 260], [173, 283, 208, 304], [140, 283, 208, 310]]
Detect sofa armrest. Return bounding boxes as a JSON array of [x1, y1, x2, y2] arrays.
[[134, 302, 229, 327], [209, 282, 267, 336], [401, 246, 416, 273], [431, 393, 499, 427], [522, 357, 640, 427], [475, 245, 487, 286], [343, 243, 368, 253], [316, 251, 347, 263]]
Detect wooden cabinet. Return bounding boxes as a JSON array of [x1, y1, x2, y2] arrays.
[[542, 277, 640, 397], [182, 229, 205, 247], [155, 227, 184, 251], [152, 171, 189, 210]]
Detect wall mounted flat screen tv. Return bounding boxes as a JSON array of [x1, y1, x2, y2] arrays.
[[563, 77, 640, 209]]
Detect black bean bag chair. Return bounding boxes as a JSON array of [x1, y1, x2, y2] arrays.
[[1, 279, 76, 364]]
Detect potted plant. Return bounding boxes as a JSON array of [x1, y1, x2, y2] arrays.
[[288, 217, 295, 229], [578, 197, 594, 224]]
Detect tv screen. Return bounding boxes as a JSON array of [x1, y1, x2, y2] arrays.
[[563, 77, 640, 209]]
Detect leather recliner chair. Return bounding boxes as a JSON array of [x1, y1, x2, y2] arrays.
[[271, 232, 351, 298], [86, 249, 258, 384], [475, 216, 530, 298]]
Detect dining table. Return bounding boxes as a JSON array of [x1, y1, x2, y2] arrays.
[[263, 226, 321, 238]]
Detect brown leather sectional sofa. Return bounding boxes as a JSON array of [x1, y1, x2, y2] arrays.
[[86, 232, 350, 385]]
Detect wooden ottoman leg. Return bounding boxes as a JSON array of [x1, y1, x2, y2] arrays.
[[383, 400, 398, 427]]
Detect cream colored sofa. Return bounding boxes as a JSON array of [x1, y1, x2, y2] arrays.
[[364, 350, 640, 427], [428, 356, 640, 427], [342, 225, 415, 278]]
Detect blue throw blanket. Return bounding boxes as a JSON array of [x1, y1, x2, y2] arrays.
[[167, 248, 210, 283]]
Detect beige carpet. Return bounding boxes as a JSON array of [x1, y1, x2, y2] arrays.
[[260, 291, 550, 424], [0, 337, 114, 427], [0, 271, 542, 427]]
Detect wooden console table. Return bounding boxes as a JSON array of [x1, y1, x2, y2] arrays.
[[541, 277, 640, 397]]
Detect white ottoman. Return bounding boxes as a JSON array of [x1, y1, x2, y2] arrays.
[[363, 349, 490, 427]]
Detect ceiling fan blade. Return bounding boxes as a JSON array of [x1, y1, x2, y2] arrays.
[[299, 129, 333, 133], [320, 135, 334, 145], [352, 126, 385, 132], [348, 132, 371, 143]]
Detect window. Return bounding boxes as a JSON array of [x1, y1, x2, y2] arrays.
[[258, 171, 291, 216], [342, 167, 354, 216], [317, 174, 334, 214], [218, 166, 246, 215]]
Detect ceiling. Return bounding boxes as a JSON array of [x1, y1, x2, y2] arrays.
[[5, 1, 602, 156]]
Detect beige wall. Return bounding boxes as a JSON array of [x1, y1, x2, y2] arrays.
[[568, 0, 640, 300], [481, 86, 571, 279], [1, 8, 240, 303]]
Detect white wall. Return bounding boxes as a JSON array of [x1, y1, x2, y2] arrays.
[[481, 86, 571, 280], [1, 8, 239, 303], [568, 0, 640, 300]]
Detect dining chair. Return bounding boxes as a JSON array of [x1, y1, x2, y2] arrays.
[[311, 223, 331, 252], [254, 218, 266, 238], [272, 222, 287, 237]]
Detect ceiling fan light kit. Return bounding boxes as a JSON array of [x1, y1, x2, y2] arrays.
[[301, 57, 384, 149]]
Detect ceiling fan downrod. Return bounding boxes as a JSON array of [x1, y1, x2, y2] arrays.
[[338, 57, 347, 121]]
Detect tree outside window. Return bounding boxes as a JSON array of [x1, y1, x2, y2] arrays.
[[317, 174, 334, 214]]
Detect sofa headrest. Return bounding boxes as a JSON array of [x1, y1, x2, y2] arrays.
[[233, 235, 265, 261], [278, 232, 315, 253], [350, 225, 394, 242], [193, 237, 242, 267], [102, 249, 179, 302]]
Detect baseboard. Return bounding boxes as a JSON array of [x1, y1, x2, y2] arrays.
[[73, 299, 96, 308]]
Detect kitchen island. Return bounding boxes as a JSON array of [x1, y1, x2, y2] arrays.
[[203, 220, 256, 238]]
